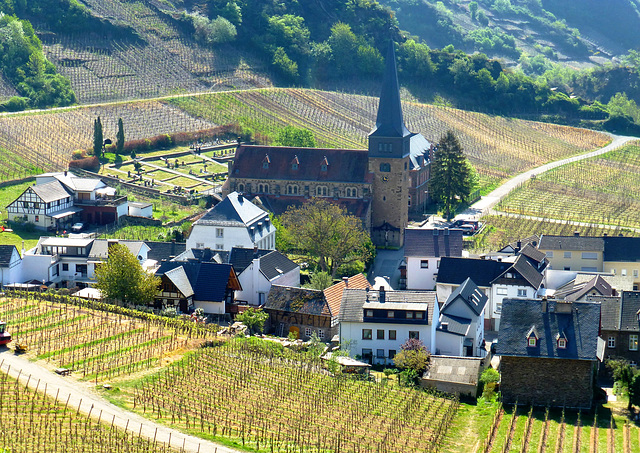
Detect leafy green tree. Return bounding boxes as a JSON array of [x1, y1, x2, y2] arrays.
[[327, 22, 358, 77], [469, 1, 478, 20], [276, 126, 317, 147], [305, 272, 333, 290], [629, 373, 640, 410], [429, 130, 476, 220], [272, 47, 299, 81], [393, 338, 430, 376], [399, 39, 434, 78], [280, 198, 373, 277], [356, 44, 383, 76], [93, 116, 103, 158], [235, 307, 269, 334], [480, 367, 500, 400], [116, 117, 125, 155], [94, 243, 160, 305], [266, 15, 310, 61]]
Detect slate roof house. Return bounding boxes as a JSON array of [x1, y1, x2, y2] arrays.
[[229, 247, 300, 306], [497, 299, 601, 409], [603, 236, 640, 290], [223, 43, 432, 248], [264, 286, 333, 341], [436, 278, 487, 357], [186, 192, 276, 252], [338, 288, 438, 365], [404, 228, 464, 290], [595, 291, 640, 365]]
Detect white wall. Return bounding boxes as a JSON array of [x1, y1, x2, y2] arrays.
[[188, 224, 275, 252], [21, 251, 56, 283], [236, 261, 300, 306], [0, 249, 22, 287], [129, 205, 153, 218], [117, 202, 129, 219], [194, 300, 225, 314], [406, 256, 439, 290], [543, 269, 578, 290], [490, 284, 533, 330], [436, 331, 463, 356]]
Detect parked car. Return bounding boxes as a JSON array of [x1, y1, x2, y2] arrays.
[[71, 222, 84, 232], [459, 224, 475, 235]]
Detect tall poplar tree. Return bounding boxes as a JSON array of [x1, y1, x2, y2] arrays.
[[116, 117, 125, 154], [429, 130, 476, 220], [93, 116, 103, 158]]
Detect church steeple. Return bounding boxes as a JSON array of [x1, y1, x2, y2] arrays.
[[369, 41, 410, 140]]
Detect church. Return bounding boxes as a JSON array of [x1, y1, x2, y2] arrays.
[[223, 42, 432, 248]]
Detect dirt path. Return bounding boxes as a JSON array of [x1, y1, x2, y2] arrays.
[[0, 349, 241, 453]]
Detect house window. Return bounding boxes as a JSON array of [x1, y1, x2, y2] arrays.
[[305, 327, 312, 338], [316, 186, 328, 197], [563, 267, 571, 271], [377, 349, 385, 358], [362, 329, 372, 340], [517, 289, 527, 297], [563, 251, 572, 258], [406, 311, 414, 319], [622, 269, 628, 277], [287, 184, 299, 195], [546, 251, 553, 258], [409, 331, 419, 340], [196, 243, 204, 249], [35, 215, 39, 222], [389, 349, 396, 360], [634, 270, 639, 278], [377, 329, 385, 340], [387, 310, 394, 318], [318, 329, 325, 339], [216, 244, 224, 250], [496, 287, 508, 296], [420, 260, 429, 269], [216, 228, 224, 238], [630, 335, 638, 351], [389, 330, 396, 340], [528, 337, 537, 347], [378, 143, 392, 153], [361, 349, 372, 362], [582, 252, 598, 260], [62, 263, 69, 272], [365, 310, 373, 317], [379, 163, 391, 172], [608, 336, 616, 348], [238, 183, 245, 192], [558, 338, 567, 349]]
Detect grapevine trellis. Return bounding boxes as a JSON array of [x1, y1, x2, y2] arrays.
[[132, 339, 459, 453], [0, 371, 173, 452], [0, 292, 219, 382]]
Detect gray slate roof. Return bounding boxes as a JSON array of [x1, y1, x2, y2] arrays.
[[172, 248, 228, 264], [29, 181, 72, 204], [538, 235, 604, 252], [145, 241, 186, 262], [195, 192, 268, 227], [442, 277, 487, 317], [591, 295, 622, 331], [156, 261, 235, 302], [519, 244, 547, 265], [423, 356, 482, 385], [437, 257, 511, 287], [496, 299, 600, 361], [228, 247, 271, 274], [164, 266, 194, 298], [265, 286, 330, 316], [0, 245, 18, 266], [260, 251, 299, 281], [437, 313, 471, 336], [339, 289, 437, 324], [404, 228, 463, 258], [604, 237, 640, 262], [494, 254, 544, 289], [619, 291, 640, 332], [566, 275, 613, 302]]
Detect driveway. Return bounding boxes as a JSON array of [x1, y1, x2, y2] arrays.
[[0, 349, 241, 453]]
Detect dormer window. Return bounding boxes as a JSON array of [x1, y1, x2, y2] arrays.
[[365, 310, 373, 318], [527, 326, 538, 347], [558, 338, 567, 349], [528, 337, 537, 347], [291, 155, 299, 171], [262, 154, 270, 169], [320, 156, 329, 172]]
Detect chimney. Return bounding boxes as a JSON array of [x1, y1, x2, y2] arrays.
[[541, 299, 547, 313], [253, 244, 258, 258], [379, 286, 386, 303], [603, 233, 608, 237], [441, 322, 448, 331], [238, 192, 244, 202], [343, 276, 349, 288], [516, 241, 521, 253], [64, 170, 67, 176]]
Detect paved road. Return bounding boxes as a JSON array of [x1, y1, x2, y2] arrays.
[[0, 350, 241, 453], [457, 134, 637, 220]]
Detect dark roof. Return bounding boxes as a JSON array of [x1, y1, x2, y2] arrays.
[[404, 228, 464, 258], [230, 145, 371, 183], [408, 133, 432, 169], [591, 295, 622, 331], [259, 251, 299, 281], [499, 235, 539, 253], [619, 291, 640, 332], [265, 286, 330, 317], [519, 244, 547, 265], [195, 191, 268, 227], [492, 255, 544, 289], [436, 257, 511, 287], [496, 299, 600, 361], [156, 261, 235, 302], [28, 181, 72, 204], [257, 195, 371, 220], [145, 241, 186, 262], [338, 289, 437, 324], [369, 41, 410, 140], [538, 235, 604, 252], [172, 248, 229, 264], [229, 247, 271, 274], [0, 245, 19, 266], [437, 313, 471, 336], [442, 277, 487, 317], [604, 237, 640, 262], [566, 275, 613, 302]]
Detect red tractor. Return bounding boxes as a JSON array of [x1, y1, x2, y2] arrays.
[[0, 321, 11, 345]]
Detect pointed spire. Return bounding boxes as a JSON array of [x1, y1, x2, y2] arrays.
[[370, 41, 410, 138]]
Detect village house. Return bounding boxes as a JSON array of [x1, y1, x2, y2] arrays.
[[0, 245, 21, 289], [228, 247, 300, 306], [338, 288, 438, 365], [594, 291, 640, 366], [603, 236, 640, 289], [436, 278, 487, 357], [323, 274, 371, 339], [186, 191, 276, 252], [538, 234, 604, 272], [264, 285, 333, 341], [404, 227, 464, 291], [497, 298, 601, 409]]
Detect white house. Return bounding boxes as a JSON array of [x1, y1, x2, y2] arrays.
[[436, 278, 487, 357], [404, 228, 464, 290], [229, 247, 299, 306], [186, 192, 276, 252], [338, 288, 439, 365], [0, 245, 22, 288]]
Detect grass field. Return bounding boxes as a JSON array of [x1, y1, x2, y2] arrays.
[[496, 142, 640, 230]]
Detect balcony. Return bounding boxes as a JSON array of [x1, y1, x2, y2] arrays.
[[74, 196, 127, 208]]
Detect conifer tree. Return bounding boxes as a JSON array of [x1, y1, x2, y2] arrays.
[[116, 117, 125, 155], [93, 116, 103, 158]]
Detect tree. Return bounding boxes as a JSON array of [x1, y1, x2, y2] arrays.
[[272, 47, 299, 81], [469, 1, 478, 20], [393, 338, 431, 374], [280, 198, 373, 277], [93, 116, 103, 158], [305, 272, 333, 290], [429, 130, 476, 220], [629, 374, 640, 410], [94, 243, 160, 305], [276, 126, 317, 147], [480, 367, 500, 400], [116, 117, 125, 155], [235, 307, 269, 334]]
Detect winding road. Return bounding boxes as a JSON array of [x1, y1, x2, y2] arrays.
[[0, 349, 241, 453]]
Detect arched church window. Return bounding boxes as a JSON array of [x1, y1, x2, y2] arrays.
[[380, 163, 391, 172]]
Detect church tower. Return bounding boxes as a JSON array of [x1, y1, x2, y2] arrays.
[[368, 41, 411, 248]]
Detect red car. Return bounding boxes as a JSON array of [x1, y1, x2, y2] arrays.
[[0, 321, 11, 345]]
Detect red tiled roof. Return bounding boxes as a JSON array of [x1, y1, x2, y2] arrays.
[[230, 145, 371, 183], [324, 273, 371, 318]]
